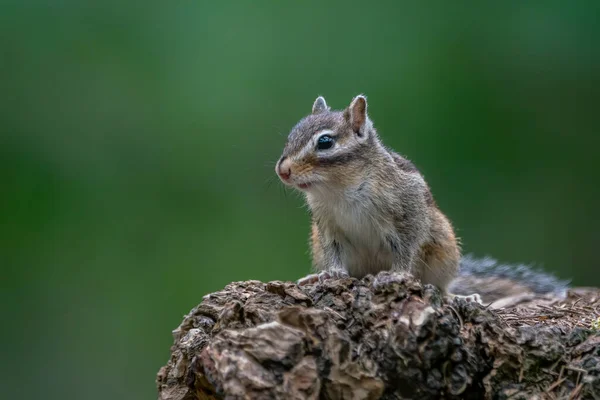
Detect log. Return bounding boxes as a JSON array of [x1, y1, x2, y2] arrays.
[[156, 272, 600, 399]]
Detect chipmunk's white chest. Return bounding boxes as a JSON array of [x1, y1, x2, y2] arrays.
[[331, 201, 378, 243], [308, 190, 394, 277]]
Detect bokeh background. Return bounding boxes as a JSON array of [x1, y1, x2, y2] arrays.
[[1, 1, 599, 399]]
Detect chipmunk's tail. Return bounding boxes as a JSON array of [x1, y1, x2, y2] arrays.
[[448, 254, 570, 307]]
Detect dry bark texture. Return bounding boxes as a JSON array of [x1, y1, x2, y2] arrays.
[[156, 272, 600, 400]]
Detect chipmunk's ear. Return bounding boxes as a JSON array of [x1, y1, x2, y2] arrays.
[[311, 96, 329, 114], [345, 95, 368, 135]]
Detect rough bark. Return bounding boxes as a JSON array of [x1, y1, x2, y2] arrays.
[[156, 272, 600, 400]]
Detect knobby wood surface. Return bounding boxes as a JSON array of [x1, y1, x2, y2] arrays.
[[156, 272, 600, 400]]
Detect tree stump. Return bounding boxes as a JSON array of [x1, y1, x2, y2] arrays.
[[156, 272, 600, 399]]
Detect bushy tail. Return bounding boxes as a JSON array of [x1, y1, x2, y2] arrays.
[[448, 254, 570, 305]]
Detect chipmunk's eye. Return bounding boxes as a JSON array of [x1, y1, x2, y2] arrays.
[[316, 135, 335, 151]]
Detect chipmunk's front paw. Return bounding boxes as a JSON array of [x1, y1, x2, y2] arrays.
[[319, 269, 350, 282], [296, 269, 349, 286], [451, 293, 483, 305], [297, 273, 319, 286]]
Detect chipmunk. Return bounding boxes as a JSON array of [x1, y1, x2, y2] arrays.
[[275, 94, 569, 308]]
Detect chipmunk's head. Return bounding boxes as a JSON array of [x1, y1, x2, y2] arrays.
[[275, 95, 377, 192]]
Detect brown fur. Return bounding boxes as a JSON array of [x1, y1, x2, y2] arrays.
[[415, 209, 460, 292], [310, 221, 324, 269]]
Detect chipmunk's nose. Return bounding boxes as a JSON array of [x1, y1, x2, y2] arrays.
[[276, 156, 292, 181]]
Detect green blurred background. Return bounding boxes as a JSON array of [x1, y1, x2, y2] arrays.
[[1, 1, 599, 399]]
